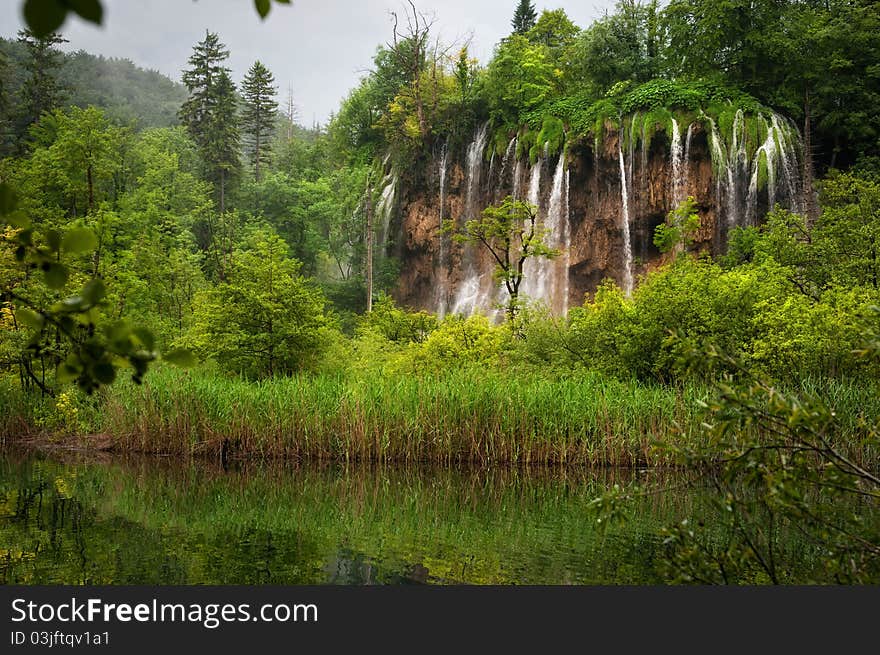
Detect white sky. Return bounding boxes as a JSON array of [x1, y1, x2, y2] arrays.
[[1, 0, 617, 125]]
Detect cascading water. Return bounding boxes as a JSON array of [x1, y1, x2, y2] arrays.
[[618, 136, 634, 296], [451, 123, 490, 316], [434, 142, 450, 317], [377, 171, 397, 249], [429, 108, 806, 318], [746, 116, 777, 225], [520, 155, 545, 304], [543, 154, 569, 313], [773, 114, 802, 214], [670, 118, 684, 207]]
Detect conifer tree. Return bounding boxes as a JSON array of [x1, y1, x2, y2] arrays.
[[16, 30, 67, 135], [511, 0, 537, 34], [179, 31, 240, 213], [241, 60, 278, 182]]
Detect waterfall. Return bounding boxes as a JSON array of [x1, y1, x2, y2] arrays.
[[746, 117, 777, 224], [498, 137, 517, 202], [451, 123, 490, 316], [544, 154, 568, 313], [773, 114, 802, 214], [520, 156, 545, 304], [435, 142, 449, 317], [377, 172, 397, 248], [671, 118, 685, 207], [618, 136, 634, 296], [513, 158, 524, 201]]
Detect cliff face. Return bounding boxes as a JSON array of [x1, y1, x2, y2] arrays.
[[386, 116, 799, 316]]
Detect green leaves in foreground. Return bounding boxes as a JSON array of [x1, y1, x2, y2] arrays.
[[1, 182, 196, 394], [254, 0, 291, 19], [22, 0, 103, 37]]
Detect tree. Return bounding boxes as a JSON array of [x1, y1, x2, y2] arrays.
[[511, 0, 537, 35], [483, 34, 557, 128], [386, 0, 434, 141], [526, 9, 580, 52], [241, 60, 278, 182], [179, 31, 240, 213], [570, 0, 660, 93], [182, 232, 329, 378], [16, 30, 67, 141], [654, 196, 700, 255], [448, 196, 559, 321]]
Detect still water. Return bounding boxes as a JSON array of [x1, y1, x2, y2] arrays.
[[0, 449, 712, 584]]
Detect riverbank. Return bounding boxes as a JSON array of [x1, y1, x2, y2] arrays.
[[2, 367, 878, 466]]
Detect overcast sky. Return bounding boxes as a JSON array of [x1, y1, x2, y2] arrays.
[[1, 0, 617, 125]]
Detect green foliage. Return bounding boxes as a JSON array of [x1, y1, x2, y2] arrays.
[[511, 0, 537, 35], [179, 31, 240, 213], [654, 196, 700, 254], [483, 34, 558, 129], [358, 293, 436, 344], [240, 60, 278, 181], [660, 342, 880, 584], [21, 0, 102, 38], [181, 232, 330, 378]]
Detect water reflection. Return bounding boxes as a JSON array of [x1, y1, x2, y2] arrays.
[[1, 450, 695, 585]]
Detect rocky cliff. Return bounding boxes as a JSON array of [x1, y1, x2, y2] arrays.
[[382, 111, 803, 317]]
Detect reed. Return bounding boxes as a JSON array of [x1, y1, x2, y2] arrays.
[[2, 367, 877, 466]]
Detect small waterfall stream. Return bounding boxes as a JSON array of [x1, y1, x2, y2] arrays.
[[435, 142, 450, 317], [618, 136, 634, 296], [451, 123, 490, 316]]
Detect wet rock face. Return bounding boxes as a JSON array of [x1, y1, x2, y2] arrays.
[[388, 123, 743, 314]]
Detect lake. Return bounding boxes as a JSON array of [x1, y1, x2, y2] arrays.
[[0, 449, 819, 584]]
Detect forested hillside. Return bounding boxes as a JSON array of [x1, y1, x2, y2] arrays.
[[0, 35, 188, 145]]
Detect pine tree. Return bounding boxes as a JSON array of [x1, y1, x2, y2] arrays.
[[511, 0, 537, 34], [240, 60, 278, 182], [16, 30, 67, 138], [179, 31, 240, 213]]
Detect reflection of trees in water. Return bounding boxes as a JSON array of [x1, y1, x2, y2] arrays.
[[0, 451, 825, 584], [324, 547, 432, 585]]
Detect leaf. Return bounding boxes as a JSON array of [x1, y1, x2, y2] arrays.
[[132, 327, 155, 351], [254, 0, 271, 18], [81, 279, 106, 305], [56, 355, 83, 384], [14, 308, 44, 332], [0, 183, 18, 215], [61, 227, 98, 254], [5, 211, 31, 229], [66, 0, 103, 24], [163, 348, 198, 368], [44, 262, 69, 290], [23, 0, 68, 37], [92, 360, 116, 385], [46, 229, 62, 253]]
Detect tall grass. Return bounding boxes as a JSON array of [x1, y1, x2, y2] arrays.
[[2, 368, 877, 466]]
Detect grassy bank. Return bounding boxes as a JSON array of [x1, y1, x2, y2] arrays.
[[3, 367, 879, 466]]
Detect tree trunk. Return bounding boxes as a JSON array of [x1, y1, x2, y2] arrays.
[[255, 129, 261, 182], [87, 164, 94, 214], [219, 169, 226, 215]]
